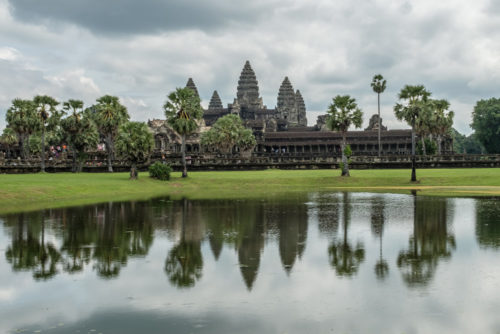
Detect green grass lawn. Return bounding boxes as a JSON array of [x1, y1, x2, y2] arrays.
[[0, 168, 499, 214]]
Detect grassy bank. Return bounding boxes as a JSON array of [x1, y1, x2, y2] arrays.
[[0, 168, 499, 214]]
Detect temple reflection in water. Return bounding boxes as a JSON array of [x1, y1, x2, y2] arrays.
[[3, 194, 499, 292]]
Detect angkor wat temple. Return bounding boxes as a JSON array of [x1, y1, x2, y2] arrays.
[[149, 61, 452, 156]]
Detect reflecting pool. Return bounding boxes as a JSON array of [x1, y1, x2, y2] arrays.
[[1, 193, 499, 333]]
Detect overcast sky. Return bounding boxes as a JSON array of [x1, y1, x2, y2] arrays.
[[1, 0, 499, 134]]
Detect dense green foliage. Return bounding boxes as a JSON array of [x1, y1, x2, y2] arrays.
[[60, 100, 99, 172], [451, 128, 485, 154], [5, 99, 39, 159], [201, 114, 256, 154], [163, 87, 203, 178], [0, 127, 17, 158], [92, 95, 130, 172], [416, 137, 437, 155], [326, 95, 363, 176], [471, 98, 500, 153], [115, 121, 154, 179], [149, 161, 172, 181], [33, 95, 60, 172], [394, 85, 431, 181], [429, 99, 454, 155]]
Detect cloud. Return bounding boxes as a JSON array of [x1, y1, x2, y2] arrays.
[[1, 0, 499, 135], [7, 0, 274, 35]]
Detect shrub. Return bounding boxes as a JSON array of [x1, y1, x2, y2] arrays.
[[149, 161, 172, 181], [344, 144, 352, 158]]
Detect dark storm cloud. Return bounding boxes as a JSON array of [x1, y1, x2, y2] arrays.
[[7, 0, 270, 35]]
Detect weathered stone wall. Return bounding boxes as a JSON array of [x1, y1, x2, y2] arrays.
[[1, 154, 499, 173]]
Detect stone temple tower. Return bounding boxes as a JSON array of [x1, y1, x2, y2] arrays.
[[185, 77, 200, 99], [277, 77, 297, 124], [235, 61, 264, 119], [277, 77, 307, 126], [295, 90, 307, 126], [208, 90, 223, 111]]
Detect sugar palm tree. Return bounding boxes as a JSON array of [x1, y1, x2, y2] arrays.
[[163, 87, 203, 178], [33, 95, 59, 172], [430, 99, 454, 155], [94, 95, 130, 172], [115, 121, 154, 179], [415, 102, 434, 156], [328, 192, 365, 277], [61, 100, 99, 172], [394, 85, 431, 181], [164, 199, 203, 288], [6, 99, 38, 159], [371, 74, 387, 156], [326, 95, 363, 176]]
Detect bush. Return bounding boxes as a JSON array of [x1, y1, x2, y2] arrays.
[[149, 162, 172, 181], [344, 144, 352, 158]]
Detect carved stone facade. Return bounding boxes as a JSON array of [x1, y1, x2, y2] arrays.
[[199, 61, 307, 129], [365, 114, 387, 131], [149, 61, 453, 156]]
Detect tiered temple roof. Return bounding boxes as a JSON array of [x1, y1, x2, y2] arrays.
[[277, 77, 297, 122], [208, 90, 223, 110], [295, 90, 307, 126], [186, 77, 200, 99], [236, 61, 263, 110]]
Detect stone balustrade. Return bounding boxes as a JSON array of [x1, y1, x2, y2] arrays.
[[1, 153, 499, 173]]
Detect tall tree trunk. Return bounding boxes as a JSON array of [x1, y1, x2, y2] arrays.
[[437, 135, 442, 156], [106, 134, 113, 172], [72, 146, 77, 173], [130, 162, 138, 180], [341, 133, 349, 177], [377, 93, 381, 157], [421, 136, 426, 156], [411, 122, 416, 182], [181, 134, 187, 178], [40, 127, 46, 172], [20, 135, 26, 160]]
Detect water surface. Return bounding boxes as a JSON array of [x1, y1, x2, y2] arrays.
[[1, 193, 499, 333]]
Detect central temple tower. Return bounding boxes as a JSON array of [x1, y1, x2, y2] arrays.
[[235, 61, 264, 119]]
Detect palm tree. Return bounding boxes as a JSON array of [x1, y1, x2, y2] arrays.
[[415, 100, 436, 156], [326, 95, 363, 176], [370, 196, 388, 280], [1, 127, 18, 158], [63, 99, 84, 118], [164, 199, 203, 288], [163, 87, 203, 178], [328, 192, 365, 277], [430, 99, 454, 155], [6, 99, 38, 159], [33, 95, 59, 172], [115, 121, 154, 179], [61, 100, 99, 172], [94, 95, 130, 172], [397, 196, 455, 288], [371, 74, 387, 157], [394, 85, 431, 181]]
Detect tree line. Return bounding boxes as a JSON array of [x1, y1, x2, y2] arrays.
[[0, 87, 256, 179], [1, 78, 499, 181], [325, 74, 499, 180]]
